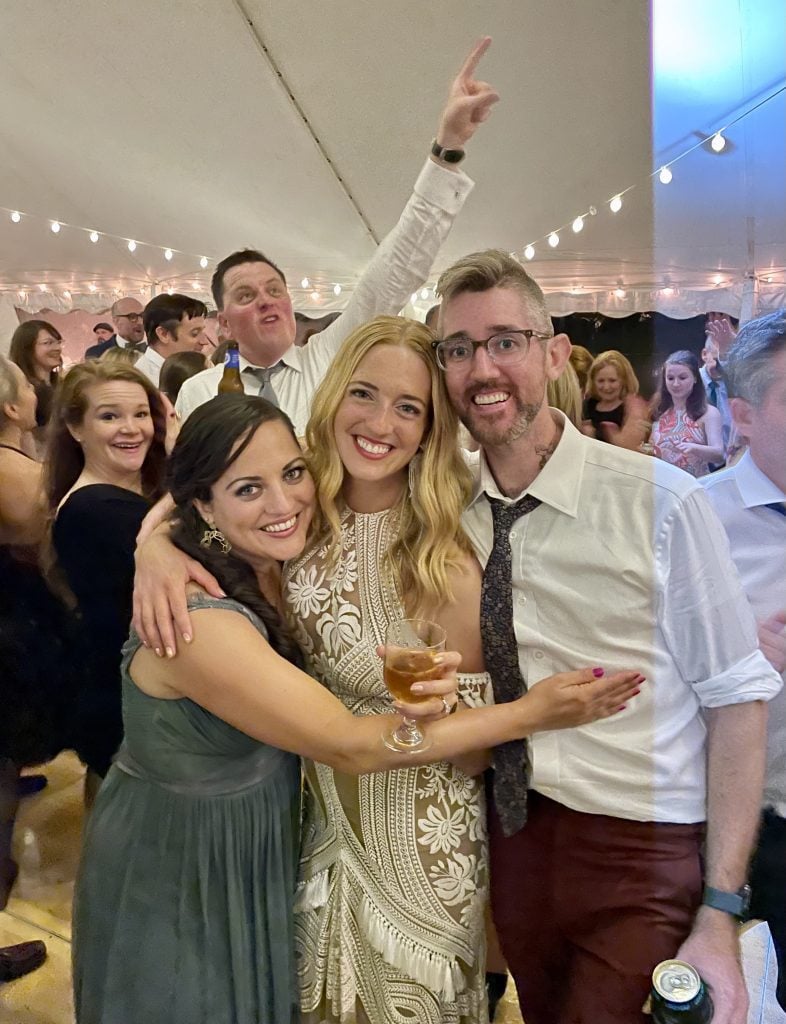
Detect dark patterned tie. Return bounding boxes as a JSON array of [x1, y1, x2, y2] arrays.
[[765, 501, 786, 519], [707, 379, 718, 407], [243, 363, 283, 406], [481, 493, 542, 837]]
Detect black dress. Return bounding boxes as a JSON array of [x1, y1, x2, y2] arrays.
[[0, 444, 75, 767], [53, 484, 150, 776], [582, 398, 625, 440]]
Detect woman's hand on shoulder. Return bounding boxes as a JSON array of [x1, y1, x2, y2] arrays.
[[521, 667, 644, 732], [133, 530, 224, 657]]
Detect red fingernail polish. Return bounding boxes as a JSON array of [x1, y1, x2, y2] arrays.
[[617, 705, 627, 712], [593, 667, 604, 678]]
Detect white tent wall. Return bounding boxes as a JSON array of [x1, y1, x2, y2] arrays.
[[0, 1, 783, 324]]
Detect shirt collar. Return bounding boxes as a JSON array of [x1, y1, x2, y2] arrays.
[[143, 347, 165, 368], [468, 409, 584, 518], [733, 449, 786, 508], [238, 343, 301, 374]]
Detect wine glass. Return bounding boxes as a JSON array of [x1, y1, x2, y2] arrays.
[[382, 618, 446, 753]]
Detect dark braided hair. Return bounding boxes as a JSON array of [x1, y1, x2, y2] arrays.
[[167, 394, 304, 669]]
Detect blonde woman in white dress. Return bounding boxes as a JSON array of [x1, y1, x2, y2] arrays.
[[285, 316, 493, 1024]]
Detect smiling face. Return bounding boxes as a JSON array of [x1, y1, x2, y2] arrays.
[[69, 381, 154, 483], [218, 262, 296, 366], [440, 286, 568, 449], [664, 362, 696, 404], [194, 419, 315, 569], [33, 327, 63, 377], [594, 364, 623, 404], [333, 343, 431, 511]]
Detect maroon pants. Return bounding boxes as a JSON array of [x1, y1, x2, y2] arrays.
[[488, 791, 704, 1024]]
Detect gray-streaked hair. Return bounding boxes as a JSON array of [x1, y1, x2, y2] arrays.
[[725, 309, 786, 406], [0, 353, 20, 415], [436, 249, 552, 335]]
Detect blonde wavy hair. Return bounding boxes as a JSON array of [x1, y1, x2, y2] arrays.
[[586, 349, 639, 401], [306, 315, 474, 615], [547, 362, 583, 427]]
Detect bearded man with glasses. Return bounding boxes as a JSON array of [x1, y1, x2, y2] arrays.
[[433, 248, 782, 1024]]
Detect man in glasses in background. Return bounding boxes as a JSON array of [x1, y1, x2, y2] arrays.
[[433, 249, 782, 1024], [85, 297, 147, 359]]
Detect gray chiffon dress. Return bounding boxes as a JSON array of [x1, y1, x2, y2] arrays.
[[72, 595, 301, 1024]]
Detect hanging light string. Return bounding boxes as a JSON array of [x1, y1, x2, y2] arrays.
[[520, 81, 786, 259]]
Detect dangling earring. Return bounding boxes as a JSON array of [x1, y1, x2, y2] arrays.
[[200, 524, 231, 554]]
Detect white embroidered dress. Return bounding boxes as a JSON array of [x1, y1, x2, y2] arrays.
[[283, 505, 490, 1024]]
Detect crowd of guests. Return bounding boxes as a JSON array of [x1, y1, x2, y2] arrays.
[[1, 40, 785, 1024]]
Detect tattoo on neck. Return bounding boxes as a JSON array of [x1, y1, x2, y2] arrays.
[[535, 441, 557, 470]]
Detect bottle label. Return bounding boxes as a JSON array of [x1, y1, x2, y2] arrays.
[[225, 348, 240, 370]]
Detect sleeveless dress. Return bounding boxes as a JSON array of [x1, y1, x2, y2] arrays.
[[651, 407, 710, 477], [72, 595, 301, 1024], [283, 506, 491, 1024]]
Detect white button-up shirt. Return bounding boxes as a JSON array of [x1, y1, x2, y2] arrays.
[[175, 158, 473, 435], [461, 413, 782, 823], [133, 346, 165, 387], [702, 451, 786, 816]]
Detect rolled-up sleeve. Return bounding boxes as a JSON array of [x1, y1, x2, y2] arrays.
[[657, 487, 783, 707]]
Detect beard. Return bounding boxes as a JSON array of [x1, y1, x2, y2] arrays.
[[457, 386, 543, 448]]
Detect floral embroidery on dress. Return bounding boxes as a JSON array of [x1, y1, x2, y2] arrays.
[[283, 505, 490, 1024]]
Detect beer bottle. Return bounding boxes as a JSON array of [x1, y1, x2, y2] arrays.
[[217, 341, 244, 394]]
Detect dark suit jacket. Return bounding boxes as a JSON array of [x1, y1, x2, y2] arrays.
[[85, 335, 118, 360]]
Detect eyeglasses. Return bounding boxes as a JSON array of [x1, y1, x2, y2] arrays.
[[432, 329, 552, 371], [116, 312, 142, 323]]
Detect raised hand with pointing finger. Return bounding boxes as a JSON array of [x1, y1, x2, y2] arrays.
[[432, 37, 500, 161]]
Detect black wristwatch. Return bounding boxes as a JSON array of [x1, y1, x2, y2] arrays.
[[431, 139, 465, 164], [702, 883, 751, 919]]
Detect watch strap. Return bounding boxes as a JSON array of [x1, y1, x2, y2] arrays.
[[431, 139, 465, 164], [702, 884, 750, 919]]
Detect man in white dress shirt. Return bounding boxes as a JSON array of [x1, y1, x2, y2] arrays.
[[135, 294, 209, 387], [702, 309, 786, 1012], [175, 38, 499, 436], [433, 250, 782, 1024]]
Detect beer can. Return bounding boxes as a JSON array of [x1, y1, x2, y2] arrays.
[[651, 960, 713, 1023]]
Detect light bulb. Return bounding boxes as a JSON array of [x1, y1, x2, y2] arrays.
[[609, 195, 623, 214], [711, 132, 726, 153], [10, 211, 21, 223], [88, 283, 97, 292], [524, 245, 535, 261], [572, 217, 584, 233], [200, 256, 208, 269], [420, 288, 430, 300], [167, 287, 174, 295], [659, 166, 672, 185], [614, 288, 626, 299], [38, 284, 47, 292], [311, 290, 320, 301], [192, 281, 200, 290], [333, 283, 342, 296], [127, 239, 137, 252], [50, 221, 61, 233], [713, 274, 723, 285], [63, 289, 71, 299], [301, 277, 309, 289], [662, 286, 674, 296], [548, 232, 559, 248], [164, 248, 173, 261], [89, 230, 99, 243]]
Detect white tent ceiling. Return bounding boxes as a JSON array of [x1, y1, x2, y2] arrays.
[[0, 0, 784, 323]]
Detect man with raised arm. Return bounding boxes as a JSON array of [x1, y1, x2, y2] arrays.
[[175, 38, 499, 435]]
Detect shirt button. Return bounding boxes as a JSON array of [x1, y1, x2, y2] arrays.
[[534, 651, 544, 660], [517, 594, 527, 605], [510, 530, 518, 540]]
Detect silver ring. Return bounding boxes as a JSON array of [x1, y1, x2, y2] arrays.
[[440, 696, 452, 716]]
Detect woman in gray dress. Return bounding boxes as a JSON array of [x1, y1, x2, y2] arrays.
[[78, 395, 642, 1023]]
